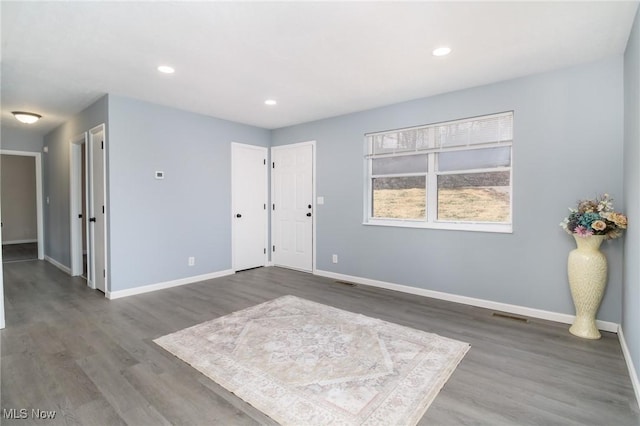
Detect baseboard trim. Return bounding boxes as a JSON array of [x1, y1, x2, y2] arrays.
[[3, 239, 37, 245], [619, 326, 640, 408], [106, 269, 235, 300], [314, 269, 619, 333], [45, 256, 72, 275]]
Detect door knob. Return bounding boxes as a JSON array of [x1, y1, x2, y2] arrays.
[[308, 204, 312, 209], [306, 213, 312, 217], [236, 214, 242, 218]]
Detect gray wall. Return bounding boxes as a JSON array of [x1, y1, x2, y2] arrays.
[[43, 95, 108, 266], [272, 57, 624, 323], [0, 126, 43, 153], [623, 8, 640, 389], [107, 95, 270, 292], [1, 155, 37, 243]]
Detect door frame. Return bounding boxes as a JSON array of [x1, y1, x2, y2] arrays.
[[69, 132, 90, 280], [88, 124, 109, 294], [0, 149, 45, 260], [270, 140, 316, 273], [0, 217, 3, 329], [231, 142, 269, 271]]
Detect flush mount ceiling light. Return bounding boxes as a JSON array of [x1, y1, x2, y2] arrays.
[[432, 47, 452, 57], [157, 65, 175, 74], [264, 99, 277, 106], [12, 111, 42, 124]]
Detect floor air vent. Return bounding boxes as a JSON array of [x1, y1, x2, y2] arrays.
[[492, 312, 529, 323], [334, 280, 357, 287]]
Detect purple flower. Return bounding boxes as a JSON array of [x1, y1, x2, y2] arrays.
[[574, 226, 593, 237]]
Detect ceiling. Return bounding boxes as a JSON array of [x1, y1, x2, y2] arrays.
[[1, 1, 638, 136]]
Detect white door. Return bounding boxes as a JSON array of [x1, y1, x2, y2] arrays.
[[232, 143, 268, 271], [271, 142, 314, 272], [89, 125, 107, 293]]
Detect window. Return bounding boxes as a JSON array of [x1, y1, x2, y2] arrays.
[[364, 112, 513, 233]]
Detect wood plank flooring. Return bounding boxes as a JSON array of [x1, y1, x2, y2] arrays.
[[2, 243, 38, 263], [1, 260, 638, 425]]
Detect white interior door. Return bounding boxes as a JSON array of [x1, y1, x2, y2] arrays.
[[232, 143, 268, 271], [271, 142, 314, 272], [89, 125, 107, 293]]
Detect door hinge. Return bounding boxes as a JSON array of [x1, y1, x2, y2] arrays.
[[263, 159, 266, 165], [264, 248, 266, 254], [101, 141, 104, 150], [272, 162, 275, 168], [102, 205, 105, 214], [272, 204, 275, 210], [264, 203, 266, 210], [272, 245, 276, 252], [103, 270, 106, 277]]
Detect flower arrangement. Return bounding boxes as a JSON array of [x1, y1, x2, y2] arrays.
[[561, 194, 627, 239]]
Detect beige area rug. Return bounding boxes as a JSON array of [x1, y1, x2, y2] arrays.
[[154, 295, 470, 425]]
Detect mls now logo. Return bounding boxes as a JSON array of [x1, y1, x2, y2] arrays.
[[3, 408, 56, 419]]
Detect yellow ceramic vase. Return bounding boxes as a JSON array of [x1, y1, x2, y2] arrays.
[[567, 234, 607, 339]]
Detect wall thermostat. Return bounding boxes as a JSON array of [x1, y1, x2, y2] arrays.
[[155, 171, 165, 179]]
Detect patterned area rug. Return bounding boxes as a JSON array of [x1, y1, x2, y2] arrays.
[[155, 295, 469, 425]]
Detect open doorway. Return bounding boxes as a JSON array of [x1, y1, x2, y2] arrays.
[[70, 132, 89, 281], [0, 150, 44, 263], [70, 125, 107, 294]]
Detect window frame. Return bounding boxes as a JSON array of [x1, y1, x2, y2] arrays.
[[363, 112, 513, 234]]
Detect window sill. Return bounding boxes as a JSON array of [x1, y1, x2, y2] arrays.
[[362, 219, 512, 234]]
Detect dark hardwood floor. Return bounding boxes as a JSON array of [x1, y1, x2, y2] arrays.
[[1, 260, 638, 425]]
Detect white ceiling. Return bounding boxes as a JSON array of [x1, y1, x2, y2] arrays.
[[1, 1, 638, 136]]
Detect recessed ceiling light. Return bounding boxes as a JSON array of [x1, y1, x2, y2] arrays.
[[264, 99, 277, 106], [12, 111, 42, 124], [157, 65, 175, 74], [432, 47, 452, 57]]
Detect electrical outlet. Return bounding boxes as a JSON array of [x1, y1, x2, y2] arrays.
[[332, 254, 338, 264], [188, 256, 195, 266]]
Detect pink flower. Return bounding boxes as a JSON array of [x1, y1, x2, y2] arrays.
[[574, 226, 593, 237]]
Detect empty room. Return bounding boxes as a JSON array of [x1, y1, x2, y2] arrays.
[[1, 1, 639, 425]]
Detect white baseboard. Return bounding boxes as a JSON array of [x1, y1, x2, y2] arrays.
[[3, 239, 37, 245], [619, 327, 640, 408], [45, 256, 72, 275], [106, 269, 235, 300], [314, 269, 619, 333]]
